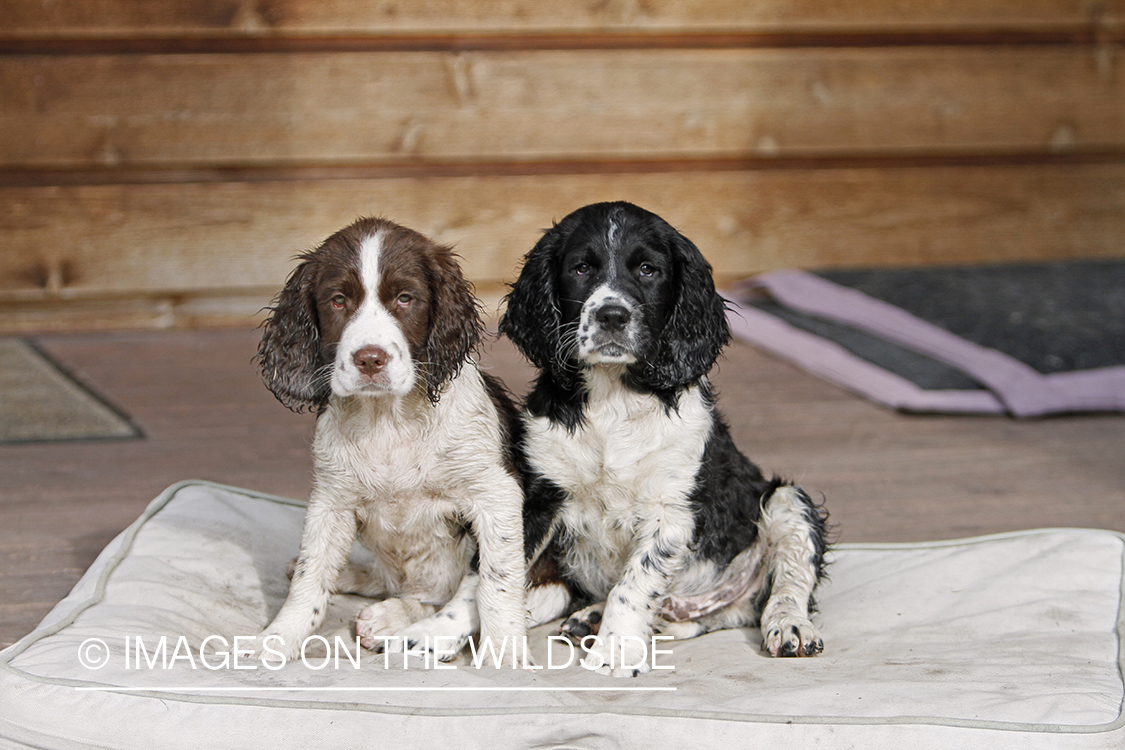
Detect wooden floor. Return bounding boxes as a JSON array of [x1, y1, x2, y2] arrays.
[[2, 326, 1123, 649]]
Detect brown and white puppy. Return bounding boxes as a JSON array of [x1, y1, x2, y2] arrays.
[[252, 217, 526, 662]]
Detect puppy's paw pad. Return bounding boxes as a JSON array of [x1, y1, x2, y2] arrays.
[[762, 619, 824, 658], [558, 602, 605, 644]]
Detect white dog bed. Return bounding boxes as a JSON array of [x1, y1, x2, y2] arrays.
[[2, 481, 1122, 749]]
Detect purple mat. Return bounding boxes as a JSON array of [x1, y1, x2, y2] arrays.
[[728, 269, 1125, 417]]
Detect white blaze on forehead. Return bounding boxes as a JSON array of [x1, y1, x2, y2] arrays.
[[352, 230, 397, 329], [331, 230, 417, 397], [606, 219, 619, 245], [358, 232, 382, 304], [604, 221, 621, 283]]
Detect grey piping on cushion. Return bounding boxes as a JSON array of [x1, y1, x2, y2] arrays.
[[2, 483, 1124, 737], [0, 480, 306, 664]]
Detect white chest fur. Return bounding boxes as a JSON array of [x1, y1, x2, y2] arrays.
[[314, 393, 449, 509], [309, 370, 505, 599], [314, 370, 499, 500], [525, 369, 712, 597]]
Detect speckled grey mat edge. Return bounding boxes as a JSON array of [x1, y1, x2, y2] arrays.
[[0, 338, 141, 444]]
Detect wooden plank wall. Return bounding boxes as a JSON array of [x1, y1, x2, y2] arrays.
[[1, 1, 1123, 331]]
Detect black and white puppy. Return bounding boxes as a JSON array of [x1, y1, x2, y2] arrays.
[[252, 217, 526, 662], [500, 202, 829, 677]]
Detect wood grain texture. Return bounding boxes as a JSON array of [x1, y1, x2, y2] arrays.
[[2, 164, 1123, 328], [2, 47, 1122, 170], [2, 0, 1121, 38]]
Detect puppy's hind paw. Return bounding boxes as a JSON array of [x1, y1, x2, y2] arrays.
[[558, 601, 605, 644], [355, 599, 413, 652]]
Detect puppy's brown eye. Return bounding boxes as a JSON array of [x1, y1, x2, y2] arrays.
[[573, 263, 590, 276], [397, 293, 413, 307], [330, 294, 347, 309], [638, 263, 657, 277]]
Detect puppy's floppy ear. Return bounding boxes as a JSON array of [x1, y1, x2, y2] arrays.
[[499, 224, 567, 376], [641, 229, 730, 390], [424, 245, 483, 403], [257, 255, 331, 412]]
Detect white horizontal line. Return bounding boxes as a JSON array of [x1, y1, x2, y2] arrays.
[[76, 686, 677, 693]]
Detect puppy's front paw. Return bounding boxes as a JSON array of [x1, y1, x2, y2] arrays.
[[241, 630, 301, 661], [355, 599, 413, 651], [589, 661, 652, 678], [762, 616, 823, 657], [387, 616, 473, 663], [579, 635, 652, 678]]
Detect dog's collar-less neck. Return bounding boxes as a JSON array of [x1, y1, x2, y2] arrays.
[[330, 385, 434, 425]]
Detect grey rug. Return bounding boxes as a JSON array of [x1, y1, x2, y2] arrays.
[[0, 339, 140, 443], [728, 260, 1125, 417]]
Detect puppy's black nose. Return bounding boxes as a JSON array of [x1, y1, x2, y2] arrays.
[[353, 346, 389, 375], [596, 304, 631, 332]]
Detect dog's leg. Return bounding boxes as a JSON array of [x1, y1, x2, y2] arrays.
[[464, 471, 530, 665], [378, 572, 481, 662], [252, 490, 357, 659], [651, 544, 766, 641], [586, 502, 694, 677], [757, 485, 827, 657], [574, 561, 764, 662]]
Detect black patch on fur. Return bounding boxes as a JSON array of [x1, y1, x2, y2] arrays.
[[753, 571, 775, 626], [561, 617, 592, 641], [524, 370, 588, 433], [522, 472, 570, 560], [482, 371, 526, 477], [796, 486, 833, 597], [686, 412, 778, 566], [500, 201, 730, 401], [502, 201, 831, 628]]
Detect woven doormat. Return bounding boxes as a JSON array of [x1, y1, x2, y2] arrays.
[[728, 259, 1125, 417], [0, 339, 140, 443]]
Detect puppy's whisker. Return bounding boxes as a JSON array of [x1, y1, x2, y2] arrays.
[[553, 320, 582, 371]]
